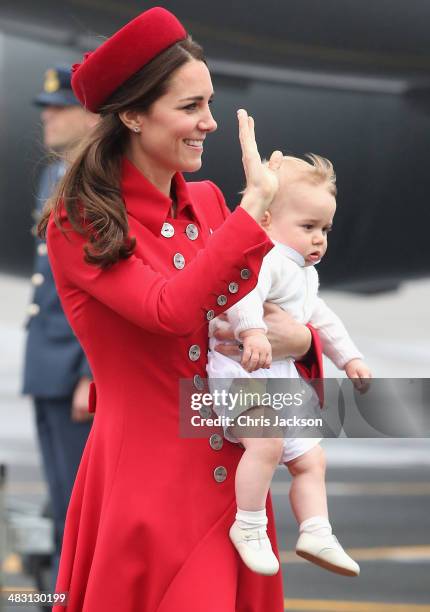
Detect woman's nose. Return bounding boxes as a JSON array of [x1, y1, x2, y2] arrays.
[[199, 109, 217, 133]]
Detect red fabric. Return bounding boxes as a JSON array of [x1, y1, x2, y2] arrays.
[[49, 159, 286, 611], [296, 324, 324, 406], [71, 8, 186, 112]]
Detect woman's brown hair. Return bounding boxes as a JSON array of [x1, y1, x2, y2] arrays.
[[38, 37, 205, 268]]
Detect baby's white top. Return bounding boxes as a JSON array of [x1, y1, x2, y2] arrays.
[[215, 241, 363, 369]]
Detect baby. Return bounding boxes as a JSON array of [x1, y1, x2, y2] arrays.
[[207, 154, 372, 577]]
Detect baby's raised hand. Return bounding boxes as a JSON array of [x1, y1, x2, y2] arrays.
[[239, 329, 272, 372], [345, 358, 372, 394]]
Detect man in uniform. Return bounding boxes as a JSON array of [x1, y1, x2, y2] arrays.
[[23, 65, 98, 585]]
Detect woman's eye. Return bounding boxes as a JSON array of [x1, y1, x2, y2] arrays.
[[183, 103, 198, 111]]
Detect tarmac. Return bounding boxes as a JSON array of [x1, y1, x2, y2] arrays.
[[1, 272, 429, 611]]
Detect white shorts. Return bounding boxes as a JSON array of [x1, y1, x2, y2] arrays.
[[206, 344, 322, 464]]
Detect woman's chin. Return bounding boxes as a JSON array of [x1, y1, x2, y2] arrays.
[[181, 158, 203, 173]]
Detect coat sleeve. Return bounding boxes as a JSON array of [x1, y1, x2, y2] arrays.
[[47, 206, 273, 337], [309, 296, 364, 369]]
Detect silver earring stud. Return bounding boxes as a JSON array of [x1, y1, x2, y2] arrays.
[[133, 126, 141, 133]]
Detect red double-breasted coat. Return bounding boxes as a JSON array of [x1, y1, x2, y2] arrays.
[[48, 158, 321, 612]]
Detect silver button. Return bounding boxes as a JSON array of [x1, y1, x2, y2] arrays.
[[213, 466, 227, 483], [206, 309, 215, 321], [27, 303, 40, 317], [188, 345, 201, 361], [228, 282, 239, 294], [217, 295, 227, 306], [31, 273, 45, 287], [37, 243, 48, 256], [199, 405, 212, 419], [185, 223, 199, 240], [240, 268, 251, 280], [161, 222, 175, 238], [193, 374, 204, 391], [209, 434, 223, 451], [173, 253, 185, 269]]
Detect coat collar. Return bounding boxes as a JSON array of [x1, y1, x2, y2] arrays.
[[121, 156, 197, 234]]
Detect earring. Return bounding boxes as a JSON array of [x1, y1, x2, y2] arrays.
[[133, 126, 141, 133]]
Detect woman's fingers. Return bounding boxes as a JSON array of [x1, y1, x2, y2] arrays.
[[237, 109, 261, 184], [214, 342, 241, 357]]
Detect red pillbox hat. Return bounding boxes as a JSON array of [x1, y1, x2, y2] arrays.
[[71, 7, 187, 113]]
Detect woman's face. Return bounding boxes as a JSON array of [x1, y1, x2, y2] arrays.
[[132, 60, 217, 179]]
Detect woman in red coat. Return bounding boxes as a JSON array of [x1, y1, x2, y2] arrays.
[[39, 8, 320, 611]]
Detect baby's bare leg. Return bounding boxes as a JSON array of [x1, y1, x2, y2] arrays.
[[230, 405, 284, 510], [286, 444, 328, 523], [228, 406, 283, 576], [286, 444, 360, 576], [235, 437, 283, 509]]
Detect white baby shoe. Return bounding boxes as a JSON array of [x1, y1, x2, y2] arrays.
[[296, 532, 360, 576], [229, 521, 280, 576]]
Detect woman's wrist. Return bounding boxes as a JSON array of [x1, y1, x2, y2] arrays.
[[239, 188, 272, 221], [268, 321, 312, 360], [290, 325, 312, 360]]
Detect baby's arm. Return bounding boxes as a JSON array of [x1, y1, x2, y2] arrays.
[[310, 297, 372, 391], [226, 256, 273, 372]]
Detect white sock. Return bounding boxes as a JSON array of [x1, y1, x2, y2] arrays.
[[235, 508, 269, 551], [299, 515, 332, 538], [235, 507, 268, 530]]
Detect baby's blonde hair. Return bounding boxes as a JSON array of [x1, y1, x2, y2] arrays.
[[277, 153, 337, 196], [263, 153, 336, 219]]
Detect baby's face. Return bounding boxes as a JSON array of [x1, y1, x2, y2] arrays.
[[268, 181, 336, 266]]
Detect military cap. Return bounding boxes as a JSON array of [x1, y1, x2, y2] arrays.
[[71, 7, 187, 113], [33, 65, 79, 107]]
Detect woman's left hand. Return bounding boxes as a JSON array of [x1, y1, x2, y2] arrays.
[[213, 303, 312, 360], [263, 303, 311, 360]]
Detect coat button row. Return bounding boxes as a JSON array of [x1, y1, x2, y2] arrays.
[[205, 282, 240, 322], [209, 433, 223, 451], [213, 466, 227, 482], [37, 243, 48, 256], [161, 223, 199, 241], [240, 268, 251, 280], [173, 253, 185, 269], [188, 344, 201, 361], [27, 303, 40, 317], [31, 273, 45, 286]]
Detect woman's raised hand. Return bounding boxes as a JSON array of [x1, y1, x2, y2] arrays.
[[237, 108, 283, 220]]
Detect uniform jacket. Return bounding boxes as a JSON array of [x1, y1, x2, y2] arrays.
[[227, 241, 363, 369], [48, 158, 322, 612], [23, 161, 91, 398]]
